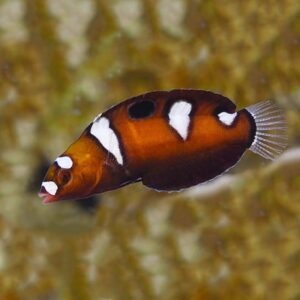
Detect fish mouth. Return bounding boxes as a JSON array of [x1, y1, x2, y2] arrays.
[[38, 192, 58, 204]]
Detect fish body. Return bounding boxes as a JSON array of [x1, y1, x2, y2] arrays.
[[39, 89, 287, 203]]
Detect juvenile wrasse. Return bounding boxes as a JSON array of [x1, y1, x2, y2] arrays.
[[39, 89, 287, 203]]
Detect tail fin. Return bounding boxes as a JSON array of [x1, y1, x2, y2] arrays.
[[246, 100, 287, 160]]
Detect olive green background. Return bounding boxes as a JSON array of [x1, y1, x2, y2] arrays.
[[0, 0, 300, 299]]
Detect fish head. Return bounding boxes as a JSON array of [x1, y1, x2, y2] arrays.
[[39, 134, 103, 204]]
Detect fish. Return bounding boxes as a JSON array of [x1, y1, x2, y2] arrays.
[[39, 89, 287, 204]]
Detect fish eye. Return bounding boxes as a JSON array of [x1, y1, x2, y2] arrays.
[[57, 169, 72, 186]]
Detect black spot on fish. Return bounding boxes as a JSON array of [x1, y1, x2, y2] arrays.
[[128, 100, 155, 119]]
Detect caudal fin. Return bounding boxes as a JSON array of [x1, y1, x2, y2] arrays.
[[246, 100, 287, 160]]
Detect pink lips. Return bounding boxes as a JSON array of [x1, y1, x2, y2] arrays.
[[38, 192, 57, 204]]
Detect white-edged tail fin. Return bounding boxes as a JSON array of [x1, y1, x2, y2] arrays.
[[246, 100, 287, 160]]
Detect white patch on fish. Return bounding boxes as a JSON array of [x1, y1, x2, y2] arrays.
[[90, 116, 124, 165], [168, 101, 192, 140], [55, 156, 73, 169], [218, 112, 237, 126], [42, 181, 58, 195]]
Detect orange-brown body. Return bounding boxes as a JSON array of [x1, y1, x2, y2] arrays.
[[94, 90, 253, 191]]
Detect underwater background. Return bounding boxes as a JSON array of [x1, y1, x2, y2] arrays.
[[0, 0, 300, 299]]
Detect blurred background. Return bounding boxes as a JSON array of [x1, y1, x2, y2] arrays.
[[0, 0, 300, 299]]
